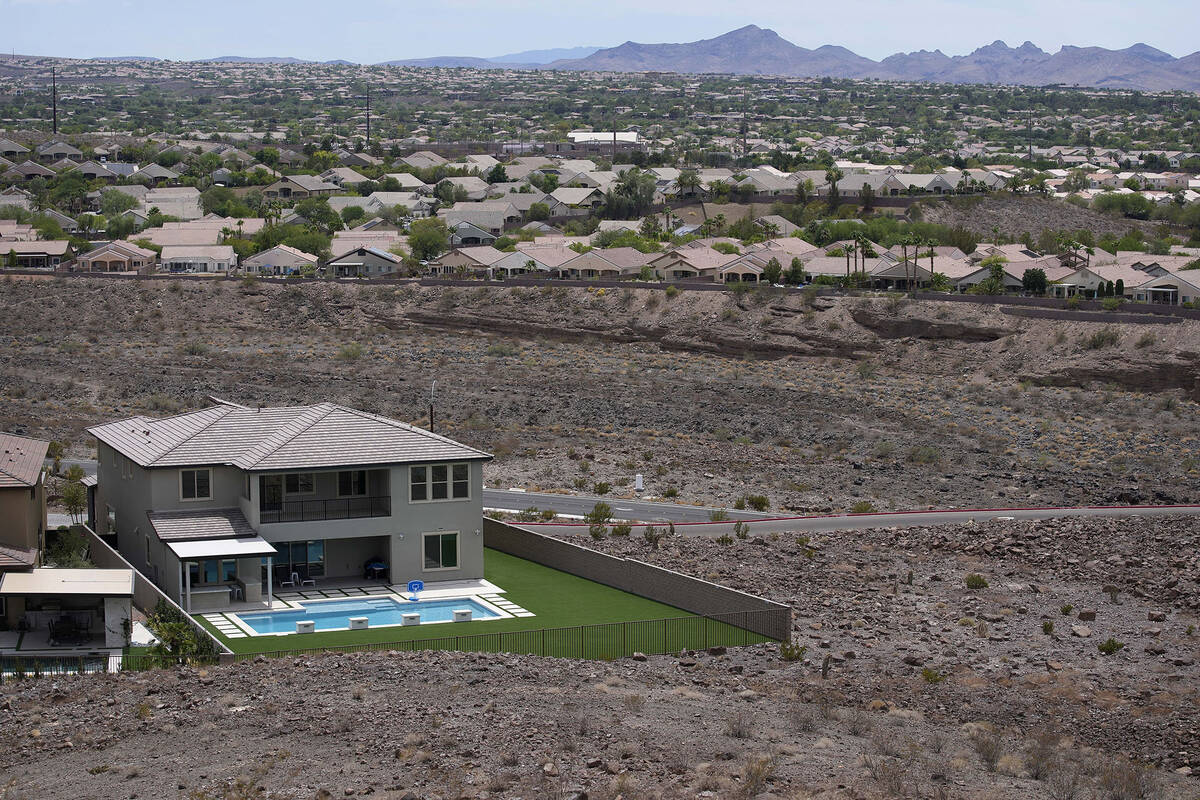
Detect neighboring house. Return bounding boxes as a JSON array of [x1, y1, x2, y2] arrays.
[[0, 433, 49, 581], [436, 246, 506, 276], [383, 173, 431, 193], [1132, 271, 1200, 305], [550, 187, 605, 211], [649, 247, 739, 281], [263, 175, 339, 200], [35, 140, 83, 164], [401, 151, 448, 170], [754, 215, 800, 237], [327, 246, 403, 278], [241, 244, 319, 276], [73, 241, 157, 274], [2, 240, 74, 270], [0, 138, 30, 161], [160, 245, 237, 273], [133, 163, 180, 184], [3, 160, 56, 182], [563, 247, 654, 279], [446, 220, 497, 247], [320, 167, 371, 189], [88, 400, 491, 612]]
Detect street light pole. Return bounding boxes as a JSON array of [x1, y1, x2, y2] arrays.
[[429, 380, 436, 432]]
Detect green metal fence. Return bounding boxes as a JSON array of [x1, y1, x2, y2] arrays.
[[0, 609, 783, 677]]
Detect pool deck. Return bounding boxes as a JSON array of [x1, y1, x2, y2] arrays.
[[195, 578, 533, 639]]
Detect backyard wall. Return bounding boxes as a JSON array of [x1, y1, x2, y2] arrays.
[[483, 518, 791, 641], [79, 524, 232, 655]]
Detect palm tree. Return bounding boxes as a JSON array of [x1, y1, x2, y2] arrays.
[[825, 168, 844, 209], [676, 169, 701, 199]]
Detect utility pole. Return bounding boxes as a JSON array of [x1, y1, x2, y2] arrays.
[[429, 380, 436, 432], [364, 81, 370, 146], [52, 66, 58, 135]]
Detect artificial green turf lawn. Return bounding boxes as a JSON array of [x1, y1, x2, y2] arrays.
[[197, 548, 769, 657]]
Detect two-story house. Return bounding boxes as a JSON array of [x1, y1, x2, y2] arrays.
[[88, 400, 492, 613]]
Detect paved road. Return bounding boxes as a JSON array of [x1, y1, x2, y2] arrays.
[[482, 488, 770, 523], [518, 504, 1200, 537]]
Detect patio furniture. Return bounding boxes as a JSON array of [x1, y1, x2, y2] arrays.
[[300, 575, 316, 588], [279, 572, 297, 590], [229, 584, 244, 603], [364, 559, 388, 581]]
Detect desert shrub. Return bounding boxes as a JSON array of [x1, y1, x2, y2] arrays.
[[662, 487, 679, 498], [744, 494, 769, 511], [740, 754, 778, 797], [1026, 730, 1060, 781], [856, 360, 878, 381], [1101, 296, 1122, 311], [486, 342, 520, 356], [725, 709, 754, 739], [179, 341, 209, 356], [1043, 620, 1054, 635], [965, 573, 988, 590], [920, 667, 945, 684], [709, 509, 730, 522], [1135, 331, 1156, 348], [716, 534, 734, 545], [733, 520, 749, 539], [642, 524, 665, 549], [1098, 755, 1158, 799], [1080, 327, 1120, 349], [779, 640, 807, 662], [593, 481, 611, 495], [1098, 637, 1125, 656], [337, 342, 364, 361], [664, 285, 680, 299], [850, 500, 876, 513], [846, 709, 873, 736], [973, 729, 1004, 772], [1061, 604, 1074, 615], [906, 445, 941, 464], [610, 523, 632, 537]]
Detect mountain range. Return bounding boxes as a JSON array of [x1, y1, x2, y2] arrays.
[[542, 26, 1200, 91]]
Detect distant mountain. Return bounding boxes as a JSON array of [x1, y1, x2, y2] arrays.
[[545, 26, 1200, 91], [325, 59, 358, 65], [489, 46, 600, 65], [377, 56, 528, 68], [202, 56, 312, 64], [91, 56, 162, 62]]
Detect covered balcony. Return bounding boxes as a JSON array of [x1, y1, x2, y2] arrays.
[[258, 469, 391, 524]]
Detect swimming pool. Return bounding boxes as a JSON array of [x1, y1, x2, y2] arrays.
[[232, 595, 504, 635]]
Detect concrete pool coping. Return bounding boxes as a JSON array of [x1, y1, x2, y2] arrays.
[[212, 578, 533, 637]]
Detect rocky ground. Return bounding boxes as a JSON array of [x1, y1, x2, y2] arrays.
[[918, 194, 1148, 240], [2, 513, 1197, 799], [3, 276, 1200, 514]]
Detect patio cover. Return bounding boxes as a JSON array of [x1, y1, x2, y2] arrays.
[[166, 536, 277, 560], [0, 568, 133, 596]]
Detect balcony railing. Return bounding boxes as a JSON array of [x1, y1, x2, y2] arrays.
[[259, 496, 391, 524]]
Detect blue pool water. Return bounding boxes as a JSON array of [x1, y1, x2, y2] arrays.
[[235, 596, 500, 635]]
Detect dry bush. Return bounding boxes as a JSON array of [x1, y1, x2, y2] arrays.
[[1097, 756, 1158, 800], [862, 754, 907, 796], [972, 729, 1004, 772], [846, 709, 874, 737], [739, 754, 778, 798], [1026, 729, 1061, 780], [725, 709, 754, 739]]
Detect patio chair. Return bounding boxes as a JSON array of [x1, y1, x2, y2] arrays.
[[279, 572, 297, 590], [300, 575, 317, 588]]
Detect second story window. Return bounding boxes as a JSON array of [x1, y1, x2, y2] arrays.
[[181, 468, 212, 501], [410, 463, 471, 502], [338, 470, 367, 497], [284, 473, 314, 496]]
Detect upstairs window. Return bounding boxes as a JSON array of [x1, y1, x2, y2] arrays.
[[411, 463, 470, 502], [181, 468, 211, 501]]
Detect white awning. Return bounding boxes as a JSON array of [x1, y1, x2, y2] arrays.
[[0, 568, 134, 596], [167, 536, 278, 561]]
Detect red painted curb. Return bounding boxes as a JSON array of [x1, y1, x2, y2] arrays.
[[512, 504, 1200, 528]]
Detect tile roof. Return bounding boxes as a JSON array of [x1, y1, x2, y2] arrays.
[[0, 543, 37, 570], [0, 432, 48, 488], [88, 402, 491, 471], [148, 508, 257, 542]]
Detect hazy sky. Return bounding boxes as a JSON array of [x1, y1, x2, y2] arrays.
[[3, 0, 1196, 62]]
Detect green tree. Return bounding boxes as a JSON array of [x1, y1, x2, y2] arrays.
[[763, 256, 782, 285], [407, 217, 450, 261], [971, 255, 1009, 295], [485, 164, 509, 184], [825, 167, 844, 210], [62, 480, 87, 524], [527, 202, 550, 221], [341, 205, 366, 225], [294, 197, 341, 234], [1022, 267, 1048, 295], [675, 169, 701, 198], [99, 189, 138, 218], [5, 249, 15, 269]]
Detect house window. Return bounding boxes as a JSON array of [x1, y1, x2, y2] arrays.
[[423, 532, 459, 570], [106, 504, 116, 534], [284, 473, 315, 496], [188, 559, 238, 586], [338, 470, 367, 497], [180, 468, 212, 501], [411, 463, 470, 502]]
